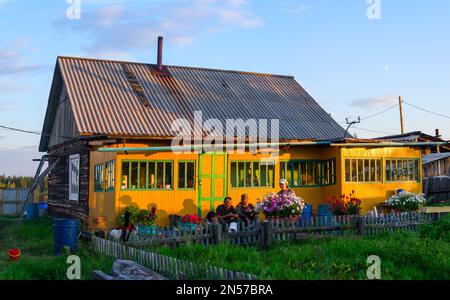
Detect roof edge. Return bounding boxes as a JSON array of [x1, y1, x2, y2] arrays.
[[57, 55, 294, 79]]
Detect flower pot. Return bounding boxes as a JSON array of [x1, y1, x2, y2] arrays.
[[180, 222, 197, 232], [137, 225, 157, 237], [7, 249, 21, 262]]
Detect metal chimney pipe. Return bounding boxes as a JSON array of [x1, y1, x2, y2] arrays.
[[435, 128, 441, 138], [157, 36, 163, 71]]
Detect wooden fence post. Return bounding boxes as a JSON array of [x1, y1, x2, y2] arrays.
[[212, 224, 222, 245], [261, 221, 272, 249], [356, 216, 364, 236], [432, 212, 440, 222]]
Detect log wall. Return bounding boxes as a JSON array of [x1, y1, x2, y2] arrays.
[[48, 140, 90, 221]]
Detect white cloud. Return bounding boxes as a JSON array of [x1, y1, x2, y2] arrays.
[[0, 39, 47, 76], [54, 0, 263, 57], [351, 95, 398, 109]]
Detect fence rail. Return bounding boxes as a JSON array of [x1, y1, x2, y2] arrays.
[[121, 212, 444, 249], [91, 236, 257, 280]]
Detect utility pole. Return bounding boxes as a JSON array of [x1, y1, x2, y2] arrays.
[[399, 96, 405, 134]]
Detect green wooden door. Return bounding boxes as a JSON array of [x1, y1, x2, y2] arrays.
[[198, 153, 228, 217]]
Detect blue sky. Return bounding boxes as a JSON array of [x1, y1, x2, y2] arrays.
[[1, 0, 450, 175]]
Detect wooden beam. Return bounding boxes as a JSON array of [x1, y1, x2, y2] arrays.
[[88, 139, 118, 146]]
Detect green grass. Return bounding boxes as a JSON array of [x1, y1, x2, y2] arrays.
[[1, 216, 450, 280], [428, 201, 450, 207], [147, 230, 450, 280], [0, 217, 114, 280]]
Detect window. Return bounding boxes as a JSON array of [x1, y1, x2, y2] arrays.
[[69, 154, 80, 201], [280, 159, 336, 187], [94, 161, 115, 192], [230, 161, 275, 188], [121, 161, 173, 190], [344, 158, 382, 182], [386, 159, 420, 182], [105, 161, 115, 191], [94, 164, 104, 192], [178, 161, 196, 189]]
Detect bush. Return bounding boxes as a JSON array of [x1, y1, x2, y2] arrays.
[[419, 215, 450, 242]]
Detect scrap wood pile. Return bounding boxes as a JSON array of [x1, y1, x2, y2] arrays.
[[93, 260, 168, 280]]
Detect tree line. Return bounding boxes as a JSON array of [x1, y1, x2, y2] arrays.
[[0, 175, 48, 193]]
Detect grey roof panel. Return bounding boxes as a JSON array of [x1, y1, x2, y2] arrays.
[[41, 56, 349, 150]]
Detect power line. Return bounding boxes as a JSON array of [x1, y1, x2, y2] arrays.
[[360, 103, 399, 121], [337, 122, 398, 135], [403, 101, 450, 120], [353, 126, 397, 135], [0, 124, 72, 139]]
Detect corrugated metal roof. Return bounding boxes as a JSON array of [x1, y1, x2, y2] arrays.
[[41, 56, 349, 150], [423, 153, 450, 164]]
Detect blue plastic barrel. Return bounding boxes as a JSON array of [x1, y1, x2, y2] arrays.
[[318, 204, 332, 226], [298, 204, 313, 227], [25, 204, 39, 220], [38, 203, 48, 218], [53, 219, 80, 255], [38, 202, 48, 209]]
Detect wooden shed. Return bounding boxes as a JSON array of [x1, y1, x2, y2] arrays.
[[39, 41, 435, 227]]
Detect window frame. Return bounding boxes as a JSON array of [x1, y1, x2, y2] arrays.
[[105, 160, 115, 192], [280, 159, 337, 188], [69, 154, 80, 202], [385, 158, 421, 183], [178, 160, 196, 191], [230, 160, 275, 189], [344, 158, 383, 183], [120, 160, 174, 191], [94, 163, 105, 192]]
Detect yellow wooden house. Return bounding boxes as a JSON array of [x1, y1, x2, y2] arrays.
[[39, 43, 435, 227]]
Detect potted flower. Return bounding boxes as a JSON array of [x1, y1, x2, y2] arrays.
[[327, 190, 362, 216], [256, 192, 305, 222], [136, 206, 158, 236], [180, 214, 202, 232], [118, 205, 141, 227], [384, 191, 426, 213]]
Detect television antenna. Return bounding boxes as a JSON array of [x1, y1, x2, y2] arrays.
[[344, 116, 361, 138]]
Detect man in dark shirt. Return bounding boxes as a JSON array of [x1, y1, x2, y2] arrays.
[[236, 194, 258, 225], [216, 197, 240, 225]]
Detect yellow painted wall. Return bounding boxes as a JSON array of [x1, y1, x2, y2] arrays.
[[89, 151, 117, 227], [88, 143, 423, 228], [116, 150, 199, 227], [227, 147, 340, 216], [340, 147, 422, 212]]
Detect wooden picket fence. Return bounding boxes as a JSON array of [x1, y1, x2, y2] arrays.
[[123, 211, 445, 249], [91, 235, 257, 280]]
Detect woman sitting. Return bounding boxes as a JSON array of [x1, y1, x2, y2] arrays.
[[236, 194, 258, 225]]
